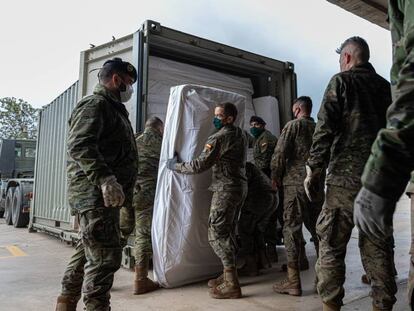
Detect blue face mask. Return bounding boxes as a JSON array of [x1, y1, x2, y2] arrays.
[[213, 117, 223, 129]]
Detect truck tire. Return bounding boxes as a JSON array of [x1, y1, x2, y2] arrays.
[[4, 188, 15, 225], [12, 186, 29, 228]]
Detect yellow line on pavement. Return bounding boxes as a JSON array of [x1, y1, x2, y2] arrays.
[[5, 245, 27, 257]]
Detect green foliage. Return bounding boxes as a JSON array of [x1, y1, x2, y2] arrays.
[[0, 97, 39, 139]]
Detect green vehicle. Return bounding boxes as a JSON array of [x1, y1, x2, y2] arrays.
[[0, 139, 36, 227]]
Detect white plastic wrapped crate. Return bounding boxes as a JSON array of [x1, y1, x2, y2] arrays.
[[152, 84, 246, 288], [147, 56, 254, 130], [253, 96, 280, 137]]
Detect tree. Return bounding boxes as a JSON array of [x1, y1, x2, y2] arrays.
[[0, 97, 39, 140]]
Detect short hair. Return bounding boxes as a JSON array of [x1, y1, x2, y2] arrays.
[[98, 57, 137, 84], [294, 96, 312, 113], [336, 36, 370, 63], [145, 116, 163, 129], [216, 102, 238, 119]]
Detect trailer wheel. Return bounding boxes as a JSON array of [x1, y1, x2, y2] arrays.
[[12, 186, 29, 228], [4, 188, 15, 225]]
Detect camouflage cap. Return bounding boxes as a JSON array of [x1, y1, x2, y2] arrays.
[[102, 57, 137, 83]]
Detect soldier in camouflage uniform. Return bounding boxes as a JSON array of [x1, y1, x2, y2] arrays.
[[55, 58, 138, 311], [132, 116, 163, 295], [248, 116, 281, 262], [271, 96, 322, 296], [353, 2, 414, 310], [167, 102, 247, 299], [304, 38, 392, 311], [249, 116, 277, 177], [237, 162, 278, 276]]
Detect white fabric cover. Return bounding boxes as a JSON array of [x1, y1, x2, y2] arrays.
[[252, 96, 281, 137], [147, 56, 254, 130], [152, 85, 246, 288]]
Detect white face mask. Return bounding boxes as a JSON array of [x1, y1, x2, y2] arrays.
[[120, 84, 134, 103]]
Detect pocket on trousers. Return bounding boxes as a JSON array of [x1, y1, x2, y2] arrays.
[[81, 212, 105, 246], [316, 209, 337, 244], [81, 210, 119, 247]]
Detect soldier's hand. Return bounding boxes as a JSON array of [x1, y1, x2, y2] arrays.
[[304, 165, 323, 202], [167, 153, 178, 170], [101, 175, 125, 207], [354, 187, 395, 240]]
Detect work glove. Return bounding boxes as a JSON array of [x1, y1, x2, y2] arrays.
[[166, 153, 178, 170], [354, 186, 395, 240], [101, 175, 125, 207], [304, 165, 323, 202]]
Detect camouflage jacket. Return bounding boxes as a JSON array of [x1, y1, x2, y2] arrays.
[[244, 162, 276, 215], [175, 124, 248, 192], [307, 63, 391, 189], [135, 126, 162, 189], [251, 130, 277, 171], [271, 117, 315, 186], [67, 84, 138, 213], [246, 162, 275, 197]]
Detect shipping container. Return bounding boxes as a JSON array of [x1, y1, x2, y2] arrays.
[[30, 20, 297, 245], [30, 82, 79, 241]]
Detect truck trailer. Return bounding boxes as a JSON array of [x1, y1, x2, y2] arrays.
[[0, 139, 36, 227], [29, 20, 297, 265]]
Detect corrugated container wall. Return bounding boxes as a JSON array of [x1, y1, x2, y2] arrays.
[[31, 82, 79, 235]]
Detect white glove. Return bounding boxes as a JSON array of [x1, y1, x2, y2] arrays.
[[304, 165, 323, 202], [353, 187, 395, 240], [101, 175, 125, 207]]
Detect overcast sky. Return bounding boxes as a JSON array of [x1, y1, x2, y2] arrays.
[[1, 0, 391, 116]]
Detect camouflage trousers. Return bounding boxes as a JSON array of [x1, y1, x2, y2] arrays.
[[361, 0, 414, 201], [133, 187, 156, 265], [209, 190, 246, 268], [264, 190, 284, 245], [283, 185, 322, 266], [61, 208, 122, 311], [316, 185, 397, 308], [238, 192, 277, 256]]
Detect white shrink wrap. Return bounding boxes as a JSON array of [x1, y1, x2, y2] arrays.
[[147, 56, 254, 130], [252, 96, 281, 137], [152, 84, 246, 288]]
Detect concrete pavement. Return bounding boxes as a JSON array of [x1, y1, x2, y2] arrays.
[[0, 195, 411, 310]]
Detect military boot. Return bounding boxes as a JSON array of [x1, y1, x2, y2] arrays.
[[272, 265, 302, 296], [238, 254, 259, 277], [55, 295, 79, 311], [280, 255, 309, 272], [134, 257, 159, 295], [322, 302, 340, 311], [207, 273, 223, 288], [209, 268, 242, 299]]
